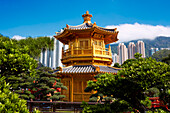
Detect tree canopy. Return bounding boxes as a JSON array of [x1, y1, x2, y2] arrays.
[[31, 67, 67, 101], [151, 49, 170, 62], [0, 76, 29, 113], [0, 36, 38, 99], [13, 36, 54, 58], [162, 54, 170, 65], [113, 63, 121, 68], [84, 53, 170, 113], [0, 34, 54, 58]]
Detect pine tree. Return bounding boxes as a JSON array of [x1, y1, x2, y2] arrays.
[[32, 67, 67, 101]]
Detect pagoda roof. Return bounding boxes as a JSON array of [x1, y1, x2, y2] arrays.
[[54, 23, 118, 44], [54, 65, 121, 74], [54, 11, 118, 45]]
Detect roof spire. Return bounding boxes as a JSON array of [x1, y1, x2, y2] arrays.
[[82, 11, 92, 23]]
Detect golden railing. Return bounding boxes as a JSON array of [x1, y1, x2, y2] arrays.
[[62, 45, 112, 59]]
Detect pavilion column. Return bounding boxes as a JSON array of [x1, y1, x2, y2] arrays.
[[103, 40, 105, 55], [92, 44, 95, 55], [71, 45, 73, 55], [71, 76, 73, 102], [76, 36, 78, 47], [76, 36, 78, 55], [109, 45, 111, 56]]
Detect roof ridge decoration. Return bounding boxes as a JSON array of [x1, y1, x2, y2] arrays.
[[93, 22, 97, 27], [66, 23, 93, 30], [82, 11, 92, 23]]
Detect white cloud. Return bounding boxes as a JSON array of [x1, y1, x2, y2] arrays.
[[12, 35, 26, 40], [106, 23, 170, 42]]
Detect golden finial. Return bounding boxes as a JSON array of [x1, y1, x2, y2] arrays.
[[82, 11, 92, 23], [93, 22, 97, 26]]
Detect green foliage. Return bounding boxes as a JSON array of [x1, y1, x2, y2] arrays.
[[113, 63, 121, 68], [151, 49, 170, 61], [84, 53, 170, 112], [15, 36, 54, 58], [81, 101, 111, 113], [32, 67, 67, 101], [145, 87, 160, 97], [134, 52, 142, 59], [89, 97, 98, 102], [0, 36, 38, 100], [0, 36, 57, 100], [110, 100, 132, 112], [0, 76, 29, 113], [162, 54, 170, 64], [82, 100, 131, 113], [140, 97, 151, 109], [32, 108, 41, 113]]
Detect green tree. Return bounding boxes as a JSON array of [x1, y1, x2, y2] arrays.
[[0, 37, 37, 100], [113, 63, 121, 68], [32, 67, 67, 101], [162, 54, 170, 64], [84, 53, 170, 113], [151, 49, 170, 61], [15, 36, 54, 59], [0, 76, 29, 113]]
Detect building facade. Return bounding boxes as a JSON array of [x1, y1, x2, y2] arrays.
[[136, 41, 145, 58], [117, 43, 128, 65], [112, 53, 119, 66], [54, 11, 121, 102], [128, 42, 136, 59], [39, 38, 66, 69], [149, 48, 159, 56]]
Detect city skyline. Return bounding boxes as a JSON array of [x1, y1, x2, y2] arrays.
[[114, 40, 146, 64], [0, 0, 170, 42]]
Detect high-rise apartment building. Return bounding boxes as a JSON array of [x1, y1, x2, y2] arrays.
[[136, 41, 145, 58], [39, 38, 66, 69], [112, 53, 119, 66], [149, 48, 159, 56], [128, 42, 136, 59], [117, 43, 128, 65]]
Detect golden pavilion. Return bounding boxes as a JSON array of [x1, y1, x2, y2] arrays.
[[54, 11, 120, 102]]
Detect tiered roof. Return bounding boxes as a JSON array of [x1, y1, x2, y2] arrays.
[[55, 65, 121, 74], [54, 11, 118, 45]]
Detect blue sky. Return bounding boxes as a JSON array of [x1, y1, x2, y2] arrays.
[[0, 0, 170, 41]]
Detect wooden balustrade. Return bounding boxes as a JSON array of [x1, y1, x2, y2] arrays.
[[62, 46, 112, 59]]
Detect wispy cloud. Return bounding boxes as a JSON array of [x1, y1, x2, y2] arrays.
[[106, 23, 170, 42], [12, 35, 26, 40]]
